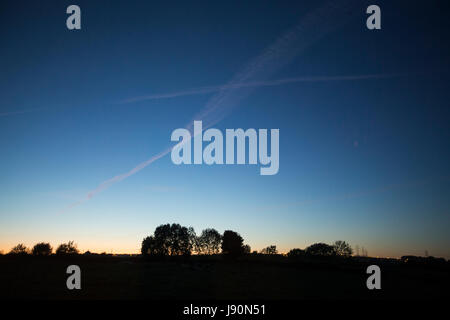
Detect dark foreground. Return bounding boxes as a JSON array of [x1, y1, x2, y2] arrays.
[[1, 254, 448, 300]]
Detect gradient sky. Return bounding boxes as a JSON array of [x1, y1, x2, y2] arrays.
[[1, 0, 449, 258]]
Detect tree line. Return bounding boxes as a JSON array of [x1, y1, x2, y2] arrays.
[[2, 223, 354, 258], [141, 223, 353, 258], [6, 240, 79, 256]]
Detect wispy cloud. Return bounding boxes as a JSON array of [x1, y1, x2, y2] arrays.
[[0, 109, 36, 117], [63, 0, 362, 211]]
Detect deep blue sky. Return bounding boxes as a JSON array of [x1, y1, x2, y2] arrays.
[[1, 0, 449, 257]]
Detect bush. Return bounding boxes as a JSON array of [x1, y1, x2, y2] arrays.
[[32, 242, 53, 256], [305, 243, 335, 256], [287, 248, 305, 258], [9, 244, 29, 255], [56, 241, 79, 255]]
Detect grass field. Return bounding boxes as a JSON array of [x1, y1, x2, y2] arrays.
[[1, 255, 448, 300]]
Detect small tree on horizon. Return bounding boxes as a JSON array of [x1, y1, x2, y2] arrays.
[[56, 241, 79, 255], [9, 243, 29, 255], [333, 240, 353, 257], [260, 245, 278, 255], [32, 242, 53, 256]]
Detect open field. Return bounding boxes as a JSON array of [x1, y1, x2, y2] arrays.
[[1, 255, 448, 300]]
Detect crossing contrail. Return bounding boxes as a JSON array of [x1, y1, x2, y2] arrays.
[[62, 0, 363, 211], [120, 73, 403, 104]]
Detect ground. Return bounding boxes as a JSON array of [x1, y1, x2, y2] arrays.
[[0, 255, 448, 300]]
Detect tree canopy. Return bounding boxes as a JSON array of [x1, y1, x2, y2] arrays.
[[305, 243, 336, 256], [221, 230, 245, 257], [197, 228, 222, 254], [32, 242, 53, 256], [333, 240, 353, 257], [56, 241, 79, 255], [9, 243, 29, 255], [141, 223, 194, 256]]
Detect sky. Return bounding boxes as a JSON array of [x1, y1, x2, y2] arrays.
[[1, 0, 449, 258]]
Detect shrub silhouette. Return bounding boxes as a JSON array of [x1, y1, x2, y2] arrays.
[[141, 223, 193, 256], [287, 248, 305, 258], [260, 245, 278, 254], [305, 243, 335, 256], [243, 244, 251, 254], [9, 243, 29, 255], [333, 240, 353, 257], [56, 241, 79, 255], [32, 242, 52, 256], [221, 230, 245, 257], [198, 228, 222, 254]]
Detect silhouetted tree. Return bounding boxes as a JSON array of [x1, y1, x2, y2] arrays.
[[260, 245, 278, 254], [141, 236, 158, 255], [333, 240, 353, 257], [56, 241, 79, 255], [32, 242, 52, 256], [188, 227, 200, 254], [9, 243, 29, 255], [221, 230, 245, 257], [287, 248, 305, 258], [243, 244, 251, 254], [198, 228, 222, 254], [305, 243, 335, 256], [142, 223, 193, 256]]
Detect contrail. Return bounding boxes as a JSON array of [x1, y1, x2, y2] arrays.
[[0, 109, 37, 117], [63, 0, 361, 211], [120, 73, 403, 104]]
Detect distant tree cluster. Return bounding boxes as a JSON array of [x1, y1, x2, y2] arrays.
[[4, 230, 356, 261], [260, 245, 278, 255], [6, 241, 79, 256], [287, 240, 353, 258], [141, 224, 193, 256], [141, 224, 251, 257]]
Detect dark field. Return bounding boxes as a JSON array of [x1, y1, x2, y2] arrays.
[[1, 255, 448, 300]]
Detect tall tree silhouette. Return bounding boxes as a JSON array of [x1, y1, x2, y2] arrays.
[[198, 228, 222, 254], [221, 230, 245, 257]]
